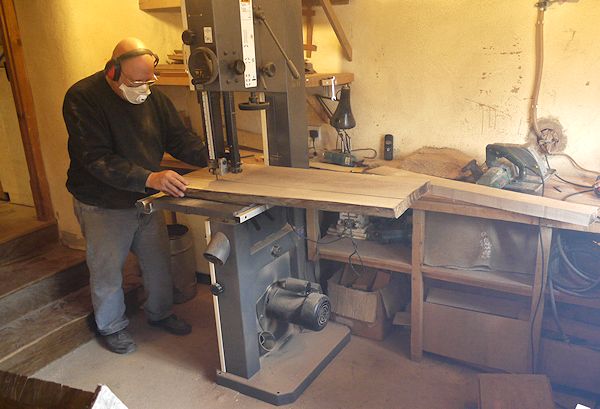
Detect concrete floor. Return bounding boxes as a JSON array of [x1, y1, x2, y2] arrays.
[[35, 285, 480, 409]]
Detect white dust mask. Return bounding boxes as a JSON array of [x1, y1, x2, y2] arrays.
[[119, 83, 151, 104]]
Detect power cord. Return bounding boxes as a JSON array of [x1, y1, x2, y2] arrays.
[[286, 209, 366, 278], [528, 168, 546, 373]]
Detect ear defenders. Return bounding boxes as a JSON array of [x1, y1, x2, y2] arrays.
[[104, 48, 159, 82]]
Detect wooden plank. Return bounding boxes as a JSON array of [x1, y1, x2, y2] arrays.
[[304, 4, 315, 58], [184, 164, 430, 219], [0, 0, 54, 221], [410, 209, 425, 361], [0, 370, 94, 408], [319, 235, 411, 273], [369, 166, 599, 226], [478, 374, 553, 409], [318, 0, 352, 61], [530, 226, 552, 372]]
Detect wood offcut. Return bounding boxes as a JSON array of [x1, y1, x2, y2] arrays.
[[369, 166, 599, 226]]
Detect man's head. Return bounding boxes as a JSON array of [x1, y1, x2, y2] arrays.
[[104, 38, 159, 104]]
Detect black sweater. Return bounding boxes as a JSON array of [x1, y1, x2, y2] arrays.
[[64, 71, 207, 208]]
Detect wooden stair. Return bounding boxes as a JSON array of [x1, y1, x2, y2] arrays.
[[0, 223, 142, 375]]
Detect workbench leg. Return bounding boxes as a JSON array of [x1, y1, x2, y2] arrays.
[[529, 225, 553, 373], [411, 210, 426, 361]]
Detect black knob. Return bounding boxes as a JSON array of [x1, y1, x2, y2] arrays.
[[210, 283, 225, 296], [261, 62, 276, 78], [230, 59, 246, 75], [182, 30, 197, 45]]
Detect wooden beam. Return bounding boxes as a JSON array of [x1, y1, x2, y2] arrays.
[[410, 209, 425, 361], [0, 0, 54, 221], [318, 0, 353, 61], [304, 5, 316, 58]]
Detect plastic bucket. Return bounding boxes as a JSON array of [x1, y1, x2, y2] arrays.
[[168, 224, 197, 304]]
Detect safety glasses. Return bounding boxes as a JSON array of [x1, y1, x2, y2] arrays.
[[121, 72, 159, 87]]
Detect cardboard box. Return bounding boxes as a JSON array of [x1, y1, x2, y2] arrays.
[[327, 266, 408, 341]]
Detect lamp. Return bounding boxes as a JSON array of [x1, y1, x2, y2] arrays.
[[330, 85, 355, 131]]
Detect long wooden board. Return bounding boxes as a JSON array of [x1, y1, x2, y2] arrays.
[[369, 166, 599, 226], [184, 164, 430, 218]]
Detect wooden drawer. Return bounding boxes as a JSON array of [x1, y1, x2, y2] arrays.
[[423, 301, 530, 373], [540, 337, 600, 393]]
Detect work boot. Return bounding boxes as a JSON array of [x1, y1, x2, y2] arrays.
[[148, 314, 192, 336], [102, 329, 137, 354]]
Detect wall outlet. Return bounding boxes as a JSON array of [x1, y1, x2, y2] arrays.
[[308, 125, 321, 140]]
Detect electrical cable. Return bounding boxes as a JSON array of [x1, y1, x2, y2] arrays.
[[562, 189, 594, 201], [529, 169, 546, 373], [351, 148, 378, 159], [347, 232, 366, 278], [530, 4, 546, 141], [549, 152, 600, 175], [544, 155, 594, 188]]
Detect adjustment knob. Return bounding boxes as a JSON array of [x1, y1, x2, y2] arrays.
[[210, 283, 225, 296], [230, 59, 246, 75], [261, 62, 276, 78], [181, 30, 197, 46]]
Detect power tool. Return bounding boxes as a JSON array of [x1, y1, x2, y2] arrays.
[[476, 143, 553, 195]]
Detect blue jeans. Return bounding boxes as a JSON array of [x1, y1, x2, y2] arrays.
[[73, 199, 173, 335]]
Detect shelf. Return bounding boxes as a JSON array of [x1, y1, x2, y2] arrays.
[[421, 265, 534, 297], [140, 0, 349, 11], [305, 73, 354, 88], [553, 289, 600, 310], [318, 235, 411, 273], [139, 0, 180, 11], [155, 64, 189, 87], [154, 64, 353, 89]]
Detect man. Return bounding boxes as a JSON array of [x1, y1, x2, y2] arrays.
[[63, 38, 207, 354]]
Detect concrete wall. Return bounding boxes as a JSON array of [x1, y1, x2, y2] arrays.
[[11, 0, 600, 242], [308, 0, 600, 174]]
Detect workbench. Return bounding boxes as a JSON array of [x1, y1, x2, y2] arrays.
[[160, 156, 600, 390], [307, 171, 600, 387]]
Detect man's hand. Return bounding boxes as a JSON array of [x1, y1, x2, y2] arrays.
[[146, 170, 189, 197]]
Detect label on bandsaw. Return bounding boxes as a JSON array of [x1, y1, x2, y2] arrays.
[[239, 0, 257, 88], [203, 27, 213, 44]]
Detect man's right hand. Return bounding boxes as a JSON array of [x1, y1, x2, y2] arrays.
[[146, 170, 189, 197]]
